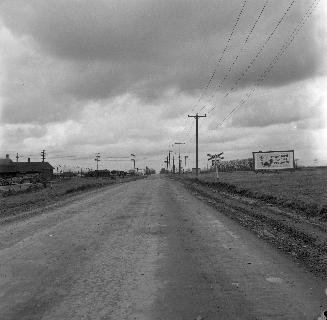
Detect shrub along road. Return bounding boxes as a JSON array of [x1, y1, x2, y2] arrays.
[[0, 175, 326, 319]]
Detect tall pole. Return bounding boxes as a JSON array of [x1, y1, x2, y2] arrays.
[[94, 153, 100, 176], [174, 142, 185, 175], [172, 155, 175, 173], [131, 154, 136, 170], [168, 150, 173, 170], [179, 153, 181, 174], [188, 113, 206, 175], [41, 149, 46, 162], [184, 155, 188, 167]]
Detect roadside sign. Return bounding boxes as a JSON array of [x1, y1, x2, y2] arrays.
[[207, 152, 224, 180], [252, 150, 295, 171]]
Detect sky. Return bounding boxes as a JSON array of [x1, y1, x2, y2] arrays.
[[0, 0, 326, 172]]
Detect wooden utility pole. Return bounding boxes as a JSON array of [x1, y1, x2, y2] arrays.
[[172, 155, 175, 173], [184, 155, 188, 167], [188, 113, 206, 175], [164, 157, 169, 171], [131, 154, 136, 170], [174, 142, 185, 175], [94, 153, 100, 173], [168, 150, 173, 170], [41, 150, 46, 162]]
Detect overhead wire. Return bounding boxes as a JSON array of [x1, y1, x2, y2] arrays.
[[216, 0, 321, 127], [203, 0, 269, 112], [191, 0, 247, 112], [206, 0, 296, 115], [222, 0, 296, 99], [174, 0, 248, 144]]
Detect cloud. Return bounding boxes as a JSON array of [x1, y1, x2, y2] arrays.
[[0, 0, 326, 169], [0, 0, 324, 121]]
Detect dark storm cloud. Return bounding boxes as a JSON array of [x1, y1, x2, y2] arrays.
[[1, 0, 323, 113]]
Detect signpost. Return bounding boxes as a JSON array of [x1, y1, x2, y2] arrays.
[[252, 150, 295, 171], [207, 152, 224, 181]]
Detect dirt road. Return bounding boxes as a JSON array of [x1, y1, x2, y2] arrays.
[[0, 176, 326, 319]]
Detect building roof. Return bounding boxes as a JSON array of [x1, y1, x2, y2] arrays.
[[0, 158, 13, 165], [16, 162, 54, 172], [0, 162, 54, 174]]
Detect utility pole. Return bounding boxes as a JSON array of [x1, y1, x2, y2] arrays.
[[188, 113, 206, 175], [131, 154, 136, 171], [164, 157, 169, 171], [94, 153, 100, 174], [184, 155, 188, 167], [168, 150, 173, 169], [172, 155, 175, 174], [41, 150, 46, 162], [174, 142, 185, 175]]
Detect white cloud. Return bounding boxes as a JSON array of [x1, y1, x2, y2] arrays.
[[0, 0, 326, 170]]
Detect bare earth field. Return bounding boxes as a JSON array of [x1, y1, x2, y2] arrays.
[[173, 168, 327, 278], [0, 176, 147, 222]]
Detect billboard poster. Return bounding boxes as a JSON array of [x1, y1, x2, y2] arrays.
[[252, 150, 294, 171]]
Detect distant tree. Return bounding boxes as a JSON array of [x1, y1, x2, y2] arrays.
[[160, 168, 167, 174]]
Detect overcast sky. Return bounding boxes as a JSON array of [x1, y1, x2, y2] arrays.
[[0, 0, 326, 171]]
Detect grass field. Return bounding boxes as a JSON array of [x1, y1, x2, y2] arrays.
[[183, 167, 327, 217]]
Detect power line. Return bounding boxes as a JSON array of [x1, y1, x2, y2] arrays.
[[192, 0, 247, 111], [221, 0, 296, 100], [217, 0, 321, 127], [175, 0, 247, 142], [205, 0, 297, 117], [204, 0, 269, 108]]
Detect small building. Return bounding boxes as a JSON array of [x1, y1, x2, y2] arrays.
[[0, 154, 54, 180]]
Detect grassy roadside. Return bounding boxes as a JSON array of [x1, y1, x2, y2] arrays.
[[182, 169, 327, 218], [172, 174, 327, 278], [0, 175, 147, 220]]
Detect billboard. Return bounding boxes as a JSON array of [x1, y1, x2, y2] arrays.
[[252, 150, 295, 171]]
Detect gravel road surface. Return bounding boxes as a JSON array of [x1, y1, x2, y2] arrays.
[[0, 175, 326, 319]]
